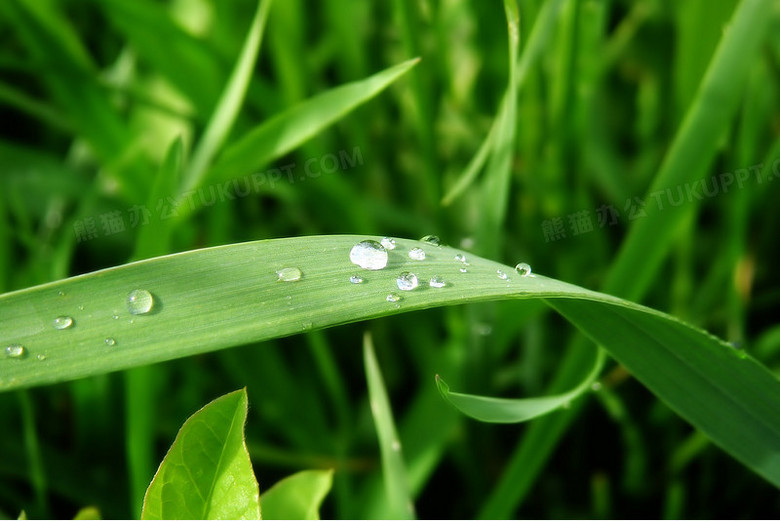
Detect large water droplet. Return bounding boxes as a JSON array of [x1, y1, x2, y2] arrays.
[[127, 289, 154, 315], [515, 262, 532, 277], [276, 267, 303, 282], [350, 240, 388, 270], [429, 275, 446, 288], [349, 275, 365, 284], [105, 338, 116, 346], [396, 272, 419, 291], [420, 235, 441, 246], [53, 316, 74, 330], [408, 247, 426, 261], [380, 237, 397, 250], [386, 293, 402, 303], [4, 344, 26, 359]]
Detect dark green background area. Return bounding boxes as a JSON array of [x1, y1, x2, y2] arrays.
[[0, 0, 779, 518]]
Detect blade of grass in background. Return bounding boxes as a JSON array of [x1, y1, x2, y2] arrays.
[[481, 0, 776, 515], [0, 236, 778, 487], [202, 58, 420, 190], [182, 0, 273, 193], [363, 332, 415, 519]]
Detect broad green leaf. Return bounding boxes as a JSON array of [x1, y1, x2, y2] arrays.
[[259, 469, 333, 520], [0, 236, 778, 487], [435, 347, 605, 423], [141, 389, 260, 520], [205, 58, 419, 186], [364, 333, 415, 519]]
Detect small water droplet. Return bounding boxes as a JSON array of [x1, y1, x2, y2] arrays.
[[397, 272, 419, 291], [496, 270, 509, 280], [112, 313, 120, 320], [515, 262, 532, 277], [454, 253, 468, 264], [350, 240, 389, 270], [4, 344, 26, 359], [429, 275, 446, 288], [78, 304, 85, 311], [52, 316, 74, 330], [408, 247, 426, 261], [57, 290, 66, 297], [459, 267, 468, 273], [380, 237, 397, 250], [127, 289, 154, 315], [105, 338, 116, 346], [276, 267, 303, 282], [349, 275, 365, 284], [591, 381, 602, 392], [386, 293, 402, 303], [36, 354, 47, 361], [302, 321, 313, 331], [420, 235, 441, 246]]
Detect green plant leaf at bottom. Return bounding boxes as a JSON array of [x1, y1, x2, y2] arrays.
[[259, 469, 333, 520], [141, 389, 260, 520]]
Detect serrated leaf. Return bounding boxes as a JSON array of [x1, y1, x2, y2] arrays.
[[141, 389, 260, 520]]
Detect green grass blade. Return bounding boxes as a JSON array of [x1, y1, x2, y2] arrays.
[[182, 0, 273, 193], [259, 469, 333, 520], [205, 58, 420, 186], [141, 389, 260, 520], [0, 236, 778, 487], [363, 332, 415, 520], [435, 347, 604, 423]]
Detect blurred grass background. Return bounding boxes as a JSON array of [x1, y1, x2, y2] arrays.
[[1, 0, 779, 518]]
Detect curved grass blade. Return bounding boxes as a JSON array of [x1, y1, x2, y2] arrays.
[[182, 0, 273, 193], [364, 332, 415, 520], [0, 235, 778, 487], [259, 469, 333, 520], [141, 389, 260, 520], [435, 347, 604, 423], [205, 58, 420, 186]]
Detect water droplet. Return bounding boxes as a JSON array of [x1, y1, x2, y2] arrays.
[[380, 237, 397, 250], [276, 267, 303, 282], [36, 354, 47, 361], [454, 253, 468, 264], [391, 439, 401, 452], [396, 272, 419, 291], [476, 323, 493, 336], [112, 313, 120, 320], [420, 235, 441, 246], [127, 289, 154, 315], [496, 270, 509, 280], [350, 240, 388, 270], [386, 293, 402, 303], [459, 267, 468, 273], [349, 275, 365, 284], [52, 316, 74, 330], [515, 262, 532, 277], [408, 247, 426, 261], [4, 344, 27, 359], [78, 304, 85, 311], [57, 290, 66, 297], [591, 381, 602, 392], [302, 322, 313, 331], [105, 338, 116, 346], [429, 275, 446, 288]]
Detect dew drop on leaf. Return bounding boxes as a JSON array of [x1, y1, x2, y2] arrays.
[[4, 344, 26, 359], [386, 293, 402, 303], [408, 247, 426, 261], [380, 237, 397, 250], [350, 275, 365, 284], [127, 289, 154, 315], [105, 338, 116, 346], [496, 270, 509, 280], [52, 316, 74, 330], [515, 262, 532, 277], [396, 272, 419, 291], [276, 267, 303, 282], [350, 240, 388, 270], [420, 235, 441, 246], [429, 275, 446, 288]]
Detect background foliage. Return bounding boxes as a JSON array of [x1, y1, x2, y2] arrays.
[[1, 0, 779, 518]]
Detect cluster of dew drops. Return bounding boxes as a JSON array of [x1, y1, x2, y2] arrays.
[[3, 289, 155, 362]]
